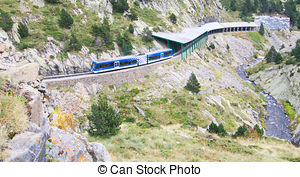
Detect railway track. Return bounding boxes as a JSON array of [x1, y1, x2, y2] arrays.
[[43, 51, 182, 81]]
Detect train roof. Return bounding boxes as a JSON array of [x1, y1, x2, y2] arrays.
[[93, 54, 137, 63], [145, 48, 172, 55]]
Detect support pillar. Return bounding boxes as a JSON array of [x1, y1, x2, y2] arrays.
[[181, 43, 183, 61]]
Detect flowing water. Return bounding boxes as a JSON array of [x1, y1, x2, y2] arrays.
[[236, 58, 292, 140]]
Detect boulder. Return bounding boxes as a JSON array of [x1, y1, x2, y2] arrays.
[[6, 131, 47, 162], [19, 85, 46, 130], [0, 63, 40, 83], [46, 127, 111, 162], [291, 131, 300, 147], [88, 142, 112, 162]]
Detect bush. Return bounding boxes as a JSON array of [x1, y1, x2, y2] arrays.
[[169, 13, 177, 24], [184, 72, 201, 94], [0, 9, 13, 32], [265, 46, 283, 64], [128, 8, 138, 21], [254, 124, 264, 138], [64, 33, 82, 52], [291, 40, 300, 62], [116, 31, 133, 55], [141, 27, 154, 43], [208, 122, 228, 137], [208, 43, 215, 50], [233, 124, 248, 138], [87, 95, 122, 137], [58, 9, 73, 29], [91, 18, 114, 50], [124, 117, 136, 123], [259, 23, 265, 36], [110, 0, 129, 13], [18, 23, 29, 38], [45, 0, 59, 3], [128, 24, 134, 34]]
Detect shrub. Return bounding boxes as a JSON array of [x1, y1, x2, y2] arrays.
[[209, 43, 215, 50], [184, 72, 201, 94], [226, 44, 230, 50], [282, 101, 296, 120], [124, 117, 136, 123], [169, 13, 177, 24], [45, 0, 59, 3], [18, 23, 29, 38], [254, 124, 264, 138], [291, 40, 300, 62], [141, 27, 154, 43], [233, 124, 248, 138], [110, 0, 129, 13], [128, 8, 138, 21], [91, 18, 114, 50], [116, 31, 133, 55], [208, 122, 228, 137], [259, 23, 265, 36], [0, 9, 13, 32], [87, 95, 122, 137], [265, 46, 283, 64], [128, 24, 134, 34], [64, 33, 82, 52], [58, 9, 73, 29]]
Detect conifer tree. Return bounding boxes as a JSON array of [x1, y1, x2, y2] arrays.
[[129, 24, 134, 34], [169, 13, 177, 24], [0, 9, 13, 32], [259, 23, 265, 36], [184, 72, 201, 94], [59, 9, 74, 29], [65, 33, 82, 52], [18, 22, 29, 38], [87, 95, 122, 137], [230, 0, 237, 11]]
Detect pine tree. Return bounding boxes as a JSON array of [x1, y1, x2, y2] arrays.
[[184, 72, 201, 94], [265, 46, 283, 64], [254, 124, 264, 138], [110, 0, 129, 13], [129, 24, 134, 34], [65, 33, 82, 52], [87, 95, 122, 137], [259, 23, 265, 36], [169, 13, 177, 24], [233, 124, 248, 138], [116, 31, 133, 55], [59, 9, 74, 29], [141, 27, 154, 43], [18, 22, 29, 38], [45, 0, 59, 3], [0, 9, 13, 32], [230, 0, 237, 11]]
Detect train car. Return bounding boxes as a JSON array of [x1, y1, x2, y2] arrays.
[[90, 49, 173, 73], [91, 55, 138, 73], [146, 49, 173, 64]]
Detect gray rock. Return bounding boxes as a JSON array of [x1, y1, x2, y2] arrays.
[[46, 127, 111, 162], [133, 104, 150, 121], [291, 131, 300, 147], [6, 131, 47, 162], [254, 16, 290, 30], [0, 63, 40, 83], [88, 142, 112, 162]]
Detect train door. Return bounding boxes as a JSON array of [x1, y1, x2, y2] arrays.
[[114, 61, 119, 68], [161, 52, 164, 59]]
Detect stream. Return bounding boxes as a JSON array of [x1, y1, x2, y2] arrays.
[[236, 58, 292, 140]]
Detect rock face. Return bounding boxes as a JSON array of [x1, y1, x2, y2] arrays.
[[291, 131, 300, 147], [249, 64, 300, 133], [6, 131, 47, 162], [0, 63, 40, 82], [46, 127, 111, 162], [254, 16, 290, 30]]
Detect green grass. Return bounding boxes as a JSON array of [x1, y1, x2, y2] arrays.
[[281, 101, 296, 121], [248, 31, 264, 50]]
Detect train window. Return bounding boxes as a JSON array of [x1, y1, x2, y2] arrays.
[[164, 51, 173, 57], [149, 54, 160, 61], [95, 62, 114, 69], [120, 60, 137, 66]]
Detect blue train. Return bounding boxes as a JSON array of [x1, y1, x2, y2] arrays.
[[91, 49, 173, 73]]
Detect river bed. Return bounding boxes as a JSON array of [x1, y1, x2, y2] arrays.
[[236, 58, 292, 140]]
